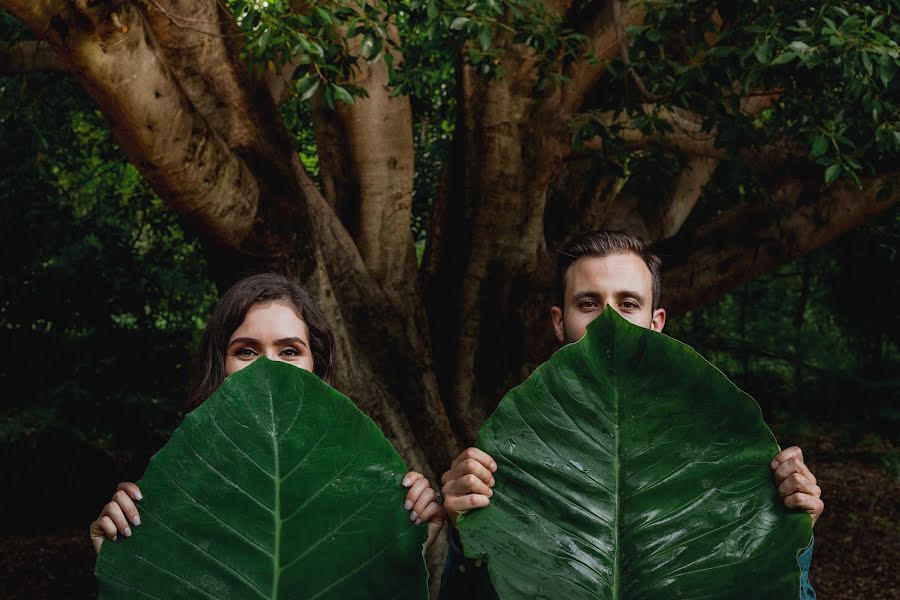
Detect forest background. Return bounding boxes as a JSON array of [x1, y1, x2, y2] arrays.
[[0, 0, 897, 597]]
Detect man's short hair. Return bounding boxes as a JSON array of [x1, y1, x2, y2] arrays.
[[556, 229, 663, 310]]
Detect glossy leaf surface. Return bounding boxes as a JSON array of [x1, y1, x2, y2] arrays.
[[96, 358, 427, 599], [459, 309, 812, 598]]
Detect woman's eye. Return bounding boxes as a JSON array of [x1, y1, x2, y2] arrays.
[[281, 347, 301, 357], [235, 348, 257, 358]]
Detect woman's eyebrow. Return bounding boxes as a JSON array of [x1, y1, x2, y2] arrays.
[[228, 337, 260, 347], [275, 337, 309, 348]]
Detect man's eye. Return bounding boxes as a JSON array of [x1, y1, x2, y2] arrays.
[[621, 301, 637, 310], [578, 300, 598, 309]]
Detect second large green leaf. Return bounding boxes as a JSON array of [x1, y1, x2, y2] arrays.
[[458, 309, 812, 598], [95, 358, 427, 599]]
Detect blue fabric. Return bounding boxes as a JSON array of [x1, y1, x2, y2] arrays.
[[798, 537, 816, 600], [439, 527, 817, 599]]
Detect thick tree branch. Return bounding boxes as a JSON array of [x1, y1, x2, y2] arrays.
[[661, 172, 900, 316], [561, 0, 645, 115], [0, 41, 64, 74], [309, 29, 418, 302], [13, 1, 260, 249], [572, 104, 800, 176], [644, 156, 719, 239]]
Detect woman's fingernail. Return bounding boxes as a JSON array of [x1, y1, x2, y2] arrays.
[[112, 534, 117, 542], [414, 519, 421, 526], [771, 460, 779, 469], [402, 478, 411, 487], [489, 478, 495, 486], [123, 527, 132, 537], [403, 500, 413, 511], [132, 515, 141, 526], [488, 488, 493, 497], [490, 462, 497, 472], [134, 491, 143, 501], [409, 511, 418, 522]]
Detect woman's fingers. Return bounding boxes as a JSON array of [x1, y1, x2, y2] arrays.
[[415, 500, 442, 526], [411, 488, 436, 522], [113, 490, 142, 527], [117, 481, 143, 502], [404, 477, 430, 511], [105, 501, 133, 538], [90, 515, 118, 554]]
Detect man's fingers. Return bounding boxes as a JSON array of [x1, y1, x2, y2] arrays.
[[443, 473, 494, 498], [105, 501, 132, 538], [778, 473, 820, 500], [771, 446, 803, 469], [774, 456, 815, 485], [444, 458, 495, 488], [784, 492, 824, 514], [113, 490, 141, 527], [117, 482, 143, 501], [450, 447, 497, 473], [445, 493, 491, 515]]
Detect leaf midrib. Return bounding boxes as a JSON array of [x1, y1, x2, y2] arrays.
[[269, 379, 281, 600]]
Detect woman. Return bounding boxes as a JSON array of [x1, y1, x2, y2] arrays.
[[90, 273, 443, 552]]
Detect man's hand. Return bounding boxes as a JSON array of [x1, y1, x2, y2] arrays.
[[440, 447, 497, 526], [772, 446, 824, 527]]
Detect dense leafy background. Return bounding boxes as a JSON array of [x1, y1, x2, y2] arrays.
[[0, 2, 897, 598]]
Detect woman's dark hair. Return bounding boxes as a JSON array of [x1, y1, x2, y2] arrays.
[[186, 273, 335, 410]]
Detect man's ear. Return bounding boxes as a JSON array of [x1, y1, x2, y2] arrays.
[[551, 306, 565, 344], [650, 307, 666, 332]]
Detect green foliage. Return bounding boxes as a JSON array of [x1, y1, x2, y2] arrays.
[[459, 309, 812, 598], [96, 359, 428, 599], [584, 1, 900, 187], [667, 206, 900, 446], [0, 14, 216, 451]]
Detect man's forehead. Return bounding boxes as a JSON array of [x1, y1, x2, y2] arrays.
[[564, 253, 653, 294]]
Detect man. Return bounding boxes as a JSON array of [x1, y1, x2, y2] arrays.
[[438, 230, 823, 598]]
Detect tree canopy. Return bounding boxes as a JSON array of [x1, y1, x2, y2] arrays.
[[1, 0, 897, 502]]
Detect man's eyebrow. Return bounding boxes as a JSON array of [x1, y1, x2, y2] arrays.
[[572, 290, 602, 300], [615, 290, 647, 304]]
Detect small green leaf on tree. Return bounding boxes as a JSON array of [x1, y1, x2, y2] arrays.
[[450, 17, 470, 31], [825, 162, 842, 183], [333, 85, 355, 105], [811, 134, 829, 157]]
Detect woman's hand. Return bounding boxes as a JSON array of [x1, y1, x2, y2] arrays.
[[401, 471, 445, 549], [440, 447, 496, 527], [89, 482, 143, 554], [772, 446, 824, 527]]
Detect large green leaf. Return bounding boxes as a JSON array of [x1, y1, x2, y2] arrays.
[[96, 358, 427, 599], [459, 309, 812, 598]]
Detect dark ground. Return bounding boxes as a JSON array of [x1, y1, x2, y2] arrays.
[[1, 435, 896, 599]]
